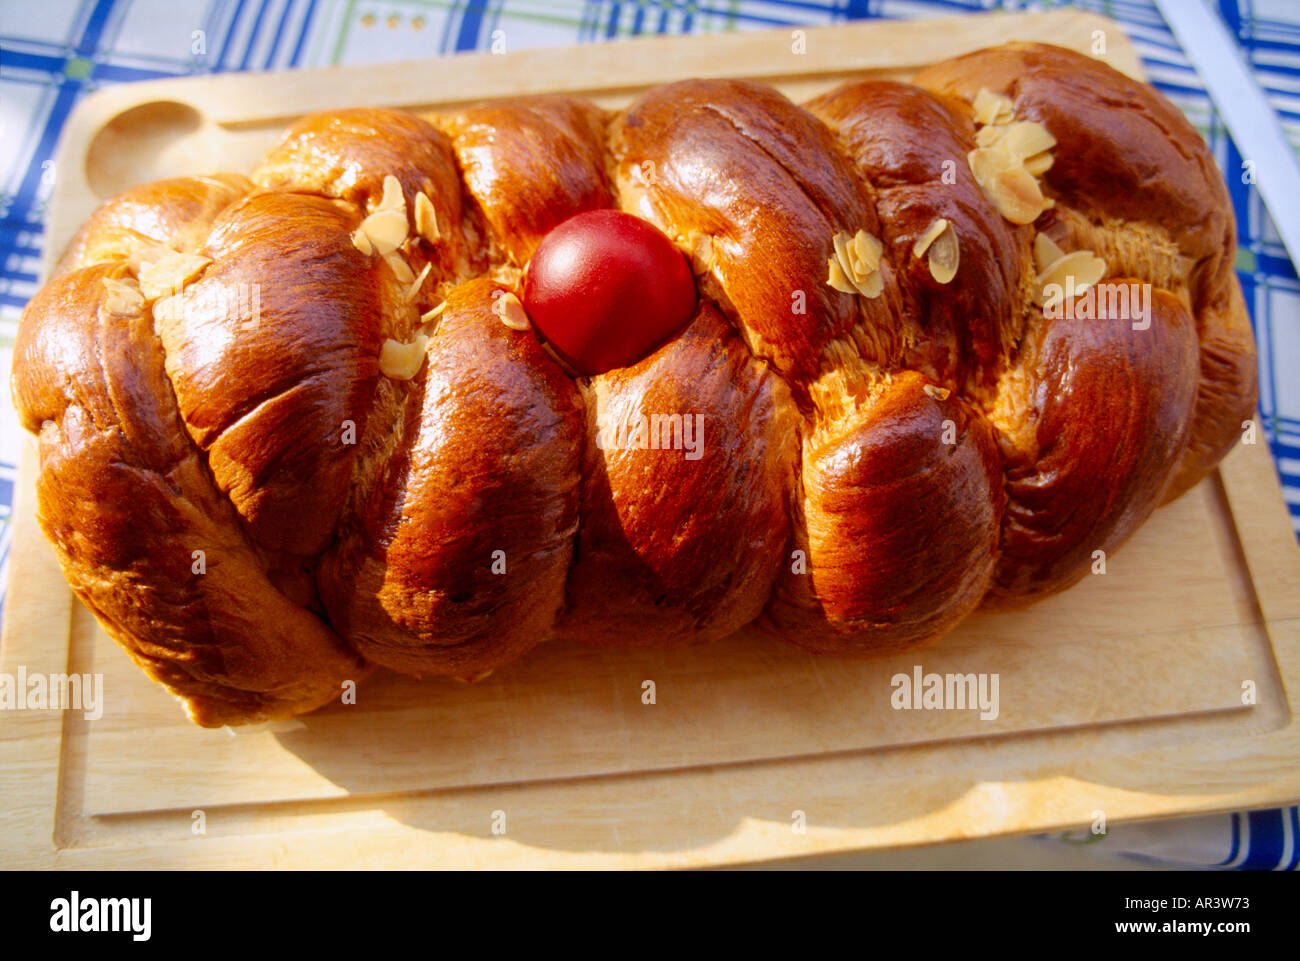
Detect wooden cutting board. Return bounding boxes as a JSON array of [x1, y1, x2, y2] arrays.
[[4, 10, 1300, 869]]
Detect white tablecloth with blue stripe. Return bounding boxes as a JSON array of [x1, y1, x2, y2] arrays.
[[0, 0, 1296, 869]]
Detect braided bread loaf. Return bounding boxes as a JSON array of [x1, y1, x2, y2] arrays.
[[12, 43, 1257, 726]]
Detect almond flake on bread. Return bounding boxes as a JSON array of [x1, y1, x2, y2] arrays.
[[136, 251, 211, 300], [101, 276, 144, 314], [379, 334, 429, 380], [827, 229, 885, 299]]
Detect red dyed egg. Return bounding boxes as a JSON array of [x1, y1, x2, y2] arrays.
[[522, 210, 697, 375]]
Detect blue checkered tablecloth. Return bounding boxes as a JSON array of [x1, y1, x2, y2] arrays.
[[0, 0, 1296, 869]]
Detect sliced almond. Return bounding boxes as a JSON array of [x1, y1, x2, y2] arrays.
[[826, 257, 857, 295], [927, 223, 960, 284], [101, 276, 143, 314], [1023, 150, 1053, 178], [911, 218, 950, 259], [852, 269, 884, 299], [1034, 233, 1067, 273], [383, 249, 415, 285], [847, 249, 868, 281], [377, 174, 406, 214], [922, 383, 952, 401], [405, 262, 432, 302], [832, 232, 854, 278], [351, 227, 373, 256], [967, 147, 1002, 187], [972, 87, 1014, 126], [829, 229, 884, 298], [1035, 249, 1107, 286], [420, 301, 448, 325], [494, 291, 531, 330], [973, 123, 1047, 162], [414, 192, 440, 244], [993, 165, 1049, 224], [998, 121, 1056, 161], [970, 147, 1050, 225], [125, 242, 173, 274], [851, 228, 882, 276], [1034, 250, 1107, 307], [137, 251, 211, 300], [975, 125, 1002, 149], [360, 208, 408, 256], [379, 334, 429, 381], [968, 115, 1055, 227]]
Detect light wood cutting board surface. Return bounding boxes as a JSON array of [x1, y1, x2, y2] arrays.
[[3, 10, 1300, 869]]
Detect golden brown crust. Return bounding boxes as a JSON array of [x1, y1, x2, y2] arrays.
[[763, 372, 1003, 654], [156, 191, 397, 556], [982, 287, 1201, 606], [556, 304, 797, 647], [9, 43, 1258, 723], [13, 263, 368, 727], [441, 95, 613, 265], [318, 278, 584, 678], [1163, 264, 1258, 500]]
